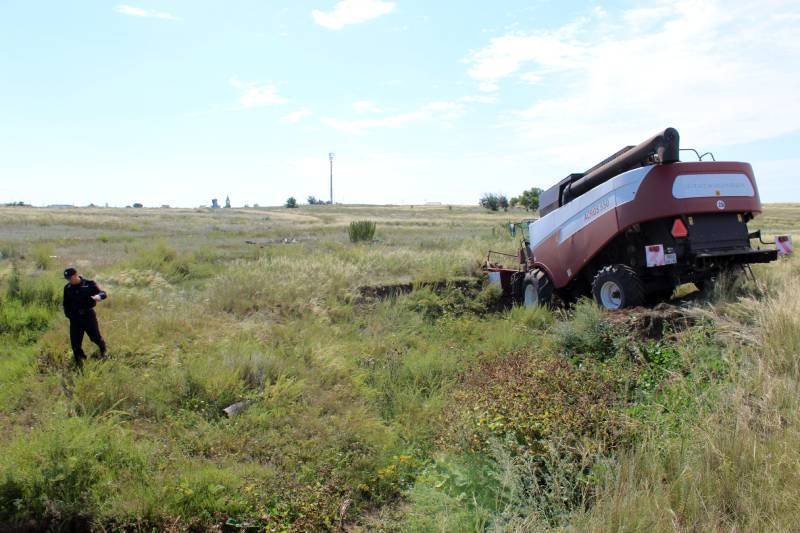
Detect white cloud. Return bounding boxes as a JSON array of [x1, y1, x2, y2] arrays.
[[322, 101, 464, 134], [519, 72, 542, 84], [115, 4, 178, 20], [312, 0, 395, 30], [281, 109, 313, 124], [466, 0, 800, 162], [465, 27, 585, 92], [352, 100, 382, 113], [230, 78, 288, 108], [478, 81, 499, 93], [460, 94, 497, 104]]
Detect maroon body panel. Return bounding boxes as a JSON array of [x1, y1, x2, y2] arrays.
[[532, 161, 763, 289], [616, 162, 762, 229], [534, 209, 620, 288]]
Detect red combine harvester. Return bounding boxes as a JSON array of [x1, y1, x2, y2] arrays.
[[486, 127, 792, 310]]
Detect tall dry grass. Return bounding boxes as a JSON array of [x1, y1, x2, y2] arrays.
[[569, 256, 800, 531]]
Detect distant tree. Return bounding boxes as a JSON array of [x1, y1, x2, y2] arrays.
[[285, 197, 298, 208], [307, 195, 320, 205], [132, 202, 143, 208], [480, 194, 498, 211], [510, 187, 543, 212], [480, 193, 508, 212]]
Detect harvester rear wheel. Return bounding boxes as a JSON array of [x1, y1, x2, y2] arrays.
[[522, 269, 553, 308], [592, 265, 645, 310]]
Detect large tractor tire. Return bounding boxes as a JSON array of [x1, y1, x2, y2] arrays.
[[522, 269, 553, 308], [592, 265, 645, 310], [510, 271, 526, 305]]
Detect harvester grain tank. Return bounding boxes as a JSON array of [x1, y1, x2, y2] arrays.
[[486, 127, 791, 309]]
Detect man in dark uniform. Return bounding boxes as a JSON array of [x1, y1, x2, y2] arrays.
[[62, 267, 108, 367]]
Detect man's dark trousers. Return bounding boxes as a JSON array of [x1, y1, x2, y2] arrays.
[[69, 310, 106, 366]]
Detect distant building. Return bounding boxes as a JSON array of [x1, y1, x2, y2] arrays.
[[224, 195, 231, 208], [211, 198, 220, 209]]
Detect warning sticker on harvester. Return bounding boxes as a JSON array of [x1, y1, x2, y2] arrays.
[[776, 235, 793, 256], [645, 244, 666, 267]]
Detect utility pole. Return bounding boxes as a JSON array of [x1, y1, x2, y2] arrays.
[[329, 152, 335, 204]]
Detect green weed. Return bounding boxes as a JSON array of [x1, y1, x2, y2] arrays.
[[0, 415, 151, 527], [553, 299, 620, 360], [30, 242, 55, 270], [348, 220, 377, 242]]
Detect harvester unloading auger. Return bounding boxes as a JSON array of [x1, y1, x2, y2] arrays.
[[486, 127, 793, 310]]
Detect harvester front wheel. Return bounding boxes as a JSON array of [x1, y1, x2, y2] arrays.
[[592, 265, 645, 310], [522, 269, 553, 308], [510, 272, 526, 305]]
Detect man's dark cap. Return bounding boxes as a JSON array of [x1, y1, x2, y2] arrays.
[[64, 267, 77, 279]]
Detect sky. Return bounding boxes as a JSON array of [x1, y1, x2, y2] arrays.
[[1, 0, 799, 207]]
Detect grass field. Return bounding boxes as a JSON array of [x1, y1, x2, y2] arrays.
[[1, 204, 799, 531]]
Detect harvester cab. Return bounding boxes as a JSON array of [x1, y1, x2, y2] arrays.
[[487, 127, 792, 310]]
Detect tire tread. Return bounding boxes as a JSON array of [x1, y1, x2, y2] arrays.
[[591, 264, 645, 309]]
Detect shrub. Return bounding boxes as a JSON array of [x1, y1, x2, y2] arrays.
[[0, 416, 150, 526], [5, 262, 21, 300], [0, 268, 58, 340], [131, 242, 210, 282], [348, 220, 376, 242], [480, 193, 508, 212], [0, 244, 21, 261], [30, 242, 54, 270], [402, 284, 499, 321], [445, 351, 626, 455], [0, 300, 51, 339], [508, 304, 554, 331], [285, 197, 297, 209], [553, 299, 620, 360], [17, 275, 61, 308]]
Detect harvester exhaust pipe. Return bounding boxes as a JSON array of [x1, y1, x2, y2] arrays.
[[562, 127, 680, 204]]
